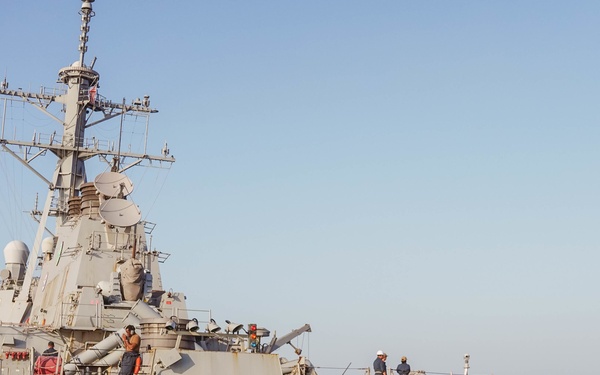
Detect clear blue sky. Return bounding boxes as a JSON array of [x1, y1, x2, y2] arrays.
[[1, 1, 599, 374]]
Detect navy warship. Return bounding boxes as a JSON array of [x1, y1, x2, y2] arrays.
[[0, 1, 317, 374]]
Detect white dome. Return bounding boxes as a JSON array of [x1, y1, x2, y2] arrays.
[[3, 240, 29, 265], [42, 237, 55, 254]]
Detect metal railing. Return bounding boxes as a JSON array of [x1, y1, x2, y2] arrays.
[[59, 300, 102, 329]]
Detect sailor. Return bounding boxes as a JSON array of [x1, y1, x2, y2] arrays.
[[373, 350, 387, 375], [396, 356, 411, 375], [119, 325, 141, 375], [42, 341, 58, 357]]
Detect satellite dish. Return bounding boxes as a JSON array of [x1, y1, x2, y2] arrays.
[[94, 172, 134, 198], [99, 199, 141, 227]]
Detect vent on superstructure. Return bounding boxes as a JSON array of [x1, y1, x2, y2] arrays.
[[80, 182, 100, 218], [68, 196, 82, 216]]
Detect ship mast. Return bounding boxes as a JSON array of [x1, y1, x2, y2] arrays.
[[53, 0, 98, 215], [0, 0, 174, 305], [16, 0, 101, 304], [78, 0, 94, 67]]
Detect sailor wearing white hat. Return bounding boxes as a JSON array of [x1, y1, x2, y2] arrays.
[[373, 350, 387, 375]]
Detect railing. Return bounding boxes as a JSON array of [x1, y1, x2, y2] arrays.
[[161, 308, 212, 323], [58, 301, 215, 330], [59, 300, 102, 329]]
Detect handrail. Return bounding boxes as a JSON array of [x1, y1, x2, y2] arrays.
[[161, 307, 212, 323], [60, 301, 103, 329]]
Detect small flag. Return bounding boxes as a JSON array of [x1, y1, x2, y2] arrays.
[[88, 85, 97, 103]]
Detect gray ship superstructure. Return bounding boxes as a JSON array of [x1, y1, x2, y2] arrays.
[[0, 2, 316, 375]]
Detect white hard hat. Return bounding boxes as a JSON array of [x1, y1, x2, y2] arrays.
[[376, 350, 384, 356]]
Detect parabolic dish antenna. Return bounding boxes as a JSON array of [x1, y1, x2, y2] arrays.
[[99, 199, 141, 227], [94, 172, 134, 198]]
